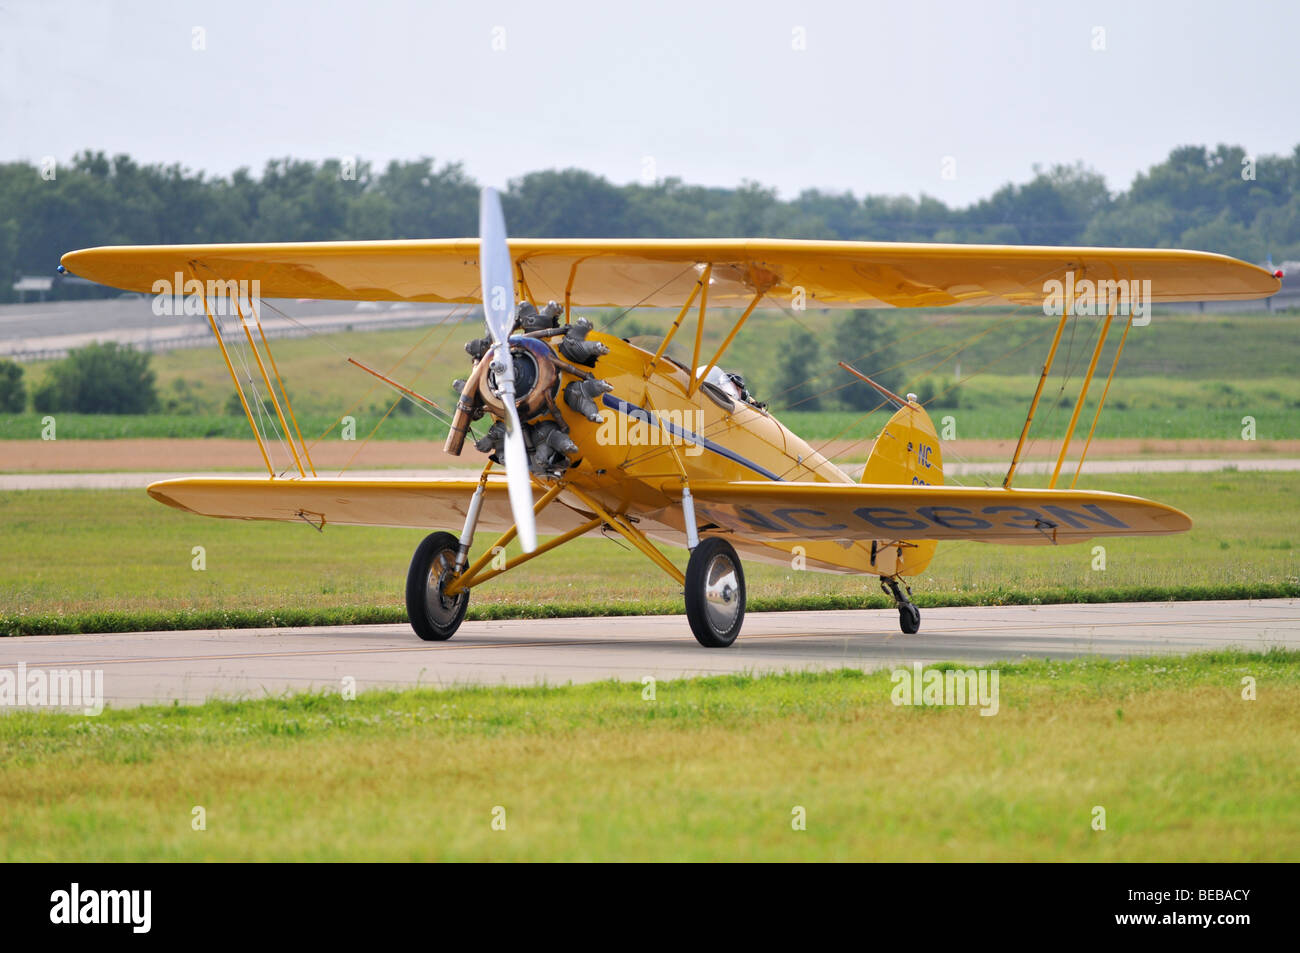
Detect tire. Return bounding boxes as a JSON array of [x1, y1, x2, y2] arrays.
[[898, 602, 920, 635], [405, 531, 469, 641], [684, 537, 745, 648]]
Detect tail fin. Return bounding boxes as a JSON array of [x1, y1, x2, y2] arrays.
[[861, 398, 942, 576], [862, 399, 943, 488]]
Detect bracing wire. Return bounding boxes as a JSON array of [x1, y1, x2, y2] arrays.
[[252, 294, 478, 448]]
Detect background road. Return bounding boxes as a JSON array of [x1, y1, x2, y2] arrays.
[[6, 458, 1300, 490]]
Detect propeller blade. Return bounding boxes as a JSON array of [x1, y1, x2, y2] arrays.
[[500, 398, 537, 553], [478, 187, 536, 553], [479, 187, 514, 347]]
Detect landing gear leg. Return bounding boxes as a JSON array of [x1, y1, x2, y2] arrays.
[[454, 473, 489, 572], [882, 576, 920, 635]]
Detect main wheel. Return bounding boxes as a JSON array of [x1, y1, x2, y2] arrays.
[[684, 537, 745, 648], [405, 531, 469, 641], [898, 602, 920, 635]]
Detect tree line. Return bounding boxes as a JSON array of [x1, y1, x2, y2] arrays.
[[2, 143, 1297, 303]]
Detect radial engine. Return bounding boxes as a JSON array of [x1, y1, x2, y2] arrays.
[[443, 301, 614, 478]]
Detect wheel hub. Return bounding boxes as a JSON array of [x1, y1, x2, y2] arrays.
[[424, 551, 464, 624], [703, 554, 742, 632]]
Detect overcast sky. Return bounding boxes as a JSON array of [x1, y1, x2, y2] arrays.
[[2, 0, 1295, 206]]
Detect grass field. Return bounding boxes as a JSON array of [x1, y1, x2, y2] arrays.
[[5, 310, 1298, 442], [1, 471, 1296, 635], [2, 384, 1295, 443], [1, 653, 1296, 861]]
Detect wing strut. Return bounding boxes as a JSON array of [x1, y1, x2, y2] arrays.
[[688, 264, 713, 380], [248, 297, 315, 476], [233, 295, 306, 477], [1070, 311, 1135, 488], [690, 291, 764, 397], [1049, 300, 1115, 488], [1003, 309, 1070, 488], [198, 286, 273, 476], [648, 271, 706, 374]]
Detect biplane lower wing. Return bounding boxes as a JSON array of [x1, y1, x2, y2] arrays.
[[146, 476, 591, 535], [680, 481, 1191, 545], [150, 476, 1192, 547]]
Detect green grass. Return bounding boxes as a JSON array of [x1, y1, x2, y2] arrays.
[[780, 379, 1300, 442], [0, 410, 443, 442], [0, 472, 1296, 635], [6, 311, 1299, 443], [2, 652, 1296, 861], [3, 385, 1295, 444], [725, 310, 1300, 385]]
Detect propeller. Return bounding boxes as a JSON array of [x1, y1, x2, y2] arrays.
[[478, 187, 537, 553]]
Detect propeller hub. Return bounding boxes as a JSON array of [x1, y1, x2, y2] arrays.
[[481, 338, 557, 421]]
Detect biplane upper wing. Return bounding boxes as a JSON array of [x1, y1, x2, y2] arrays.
[[679, 481, 1191, 545], [147, 476, 591, 535], [61, 238, 1280, 310]]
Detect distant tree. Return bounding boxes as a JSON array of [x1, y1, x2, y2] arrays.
[[624, 178, 730, 237], [0, 359, 24, 412], [377, 158, 477, 238], [3, 142, 1298, 305], [771, 327, 825, 411], [0, 218, 18, 304], [345, 191, 396, 240], [913, 376, 961, 409], [835, 311, 901, 410], [1180, 210, 1265, 262], [790, 189, 864, 239], [161, 377, 208, 415], [504, 169, 629, 237], [31, 342, 158, 414], [723, 180, 780, 237], [1082, 201, 1179, 247], [962, 162, 1110, 245], [614, 317, 651, 339], [1253, 193, 1300, 262]]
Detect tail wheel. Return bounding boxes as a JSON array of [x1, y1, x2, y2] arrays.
[[684, 537, 745, 648], [882, 576, 920, 635], [405, 531, 469, 641]]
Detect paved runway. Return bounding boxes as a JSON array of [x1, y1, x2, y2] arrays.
[[1, 599, 1296, 710]]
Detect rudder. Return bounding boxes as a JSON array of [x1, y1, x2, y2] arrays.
[[861, 398, 942, 575]]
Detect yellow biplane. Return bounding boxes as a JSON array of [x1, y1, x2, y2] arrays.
[[60, 189, 1279, 646]]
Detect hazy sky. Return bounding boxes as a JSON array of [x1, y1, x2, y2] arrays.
[[2, 0, 1296, 206]]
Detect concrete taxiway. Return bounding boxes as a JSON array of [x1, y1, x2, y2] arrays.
[[0, 599, 1295, 709]]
